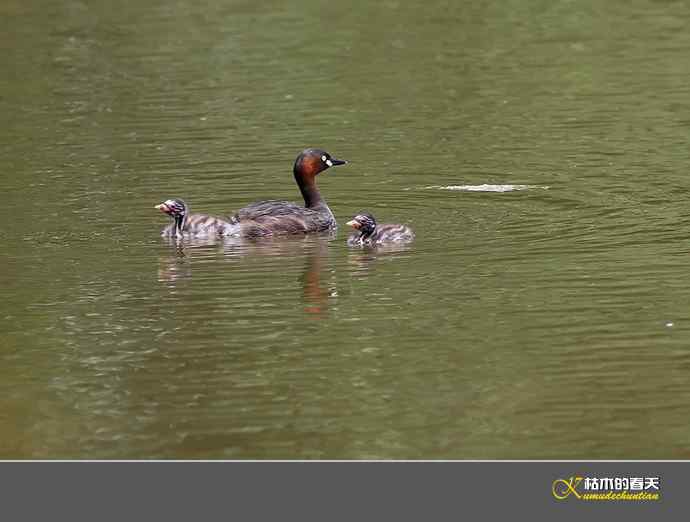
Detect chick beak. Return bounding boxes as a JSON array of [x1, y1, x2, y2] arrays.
[[346, 219, 360, 229], [155, 203, 170, 213]]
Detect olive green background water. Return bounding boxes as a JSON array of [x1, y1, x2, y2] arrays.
[[2, 0, 690, 459]]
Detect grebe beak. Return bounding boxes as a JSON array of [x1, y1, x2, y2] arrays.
[[346, 219, 360, 229], [329, 158, 347, 167], [155, 203, 170, 213]]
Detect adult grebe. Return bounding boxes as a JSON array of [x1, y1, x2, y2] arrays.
[[228, 148, 347, 235]]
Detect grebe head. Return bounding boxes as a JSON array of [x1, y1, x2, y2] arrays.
[[293, 148, 347, 178], [346, 212, 377, 236], [155, 198, 188, 218]]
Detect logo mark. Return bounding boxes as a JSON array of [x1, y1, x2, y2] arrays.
[[552, 476, 583, 500], [552, 475, 660, 501]]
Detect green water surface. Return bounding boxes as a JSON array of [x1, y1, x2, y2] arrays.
[[2, 0, 690, 458]]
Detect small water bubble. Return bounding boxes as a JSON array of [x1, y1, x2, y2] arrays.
[[666, 322, 674, 328]]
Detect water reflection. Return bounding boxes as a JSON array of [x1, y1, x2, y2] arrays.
[[157, 233, 337, 317], [299, 237, 335, 319], [157, 241, 192, 285], [347, 243, 414, 276]]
